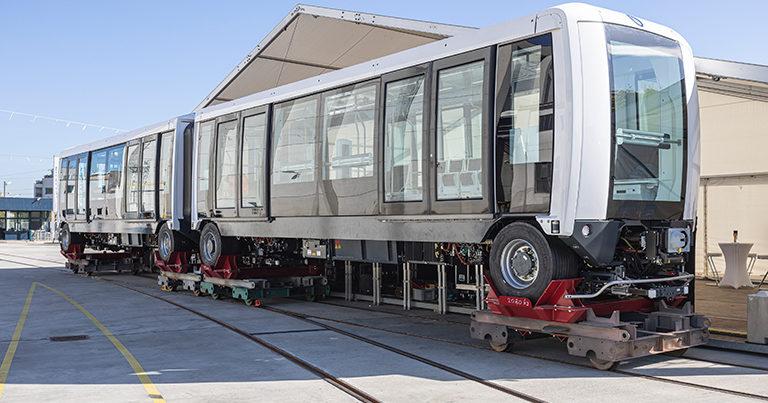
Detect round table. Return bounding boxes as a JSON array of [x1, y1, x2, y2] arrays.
[[718, 242, 754, 289]]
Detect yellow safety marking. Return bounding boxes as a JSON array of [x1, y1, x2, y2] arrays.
[[37, 283, 165, 403], [0, 283, 36, 399]]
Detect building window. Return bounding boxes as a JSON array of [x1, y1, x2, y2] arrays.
[[384, 75, 425, 202], [272, 96, 318, 185], [321, 82, 376, 180]]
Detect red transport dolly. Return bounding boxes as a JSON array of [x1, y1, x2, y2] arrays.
[[470, 277, 710, 370]]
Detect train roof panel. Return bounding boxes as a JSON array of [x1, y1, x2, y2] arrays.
[[57, 113, 194, 158]]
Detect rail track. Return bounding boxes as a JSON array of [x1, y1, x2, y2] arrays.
[[4, 252, 768, 401], [101, 277, 546, 402]]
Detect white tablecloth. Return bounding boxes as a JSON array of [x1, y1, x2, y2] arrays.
[[719, 242, 754, 289]]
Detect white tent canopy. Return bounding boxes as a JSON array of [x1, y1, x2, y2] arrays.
[[196, 4, 476, 110]]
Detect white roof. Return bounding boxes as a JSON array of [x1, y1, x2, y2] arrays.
[[58, 114, 193, 158], [195, 4, 476, 110], [695, 57, 768, 101]]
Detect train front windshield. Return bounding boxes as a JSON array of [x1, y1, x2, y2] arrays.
[[606, 24, 687, 219]]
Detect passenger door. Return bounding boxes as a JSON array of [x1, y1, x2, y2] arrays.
[[74, 154, 88, 221], [494, 34, 554, 214], [429, 48, 493, 215], [239, 106, 269, 218], [379, 64, 431, 216], [213, 113, 240, 218]]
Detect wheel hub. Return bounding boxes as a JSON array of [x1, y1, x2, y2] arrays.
[[202, 234, 217, 264], [159, 232, 171, 258], [500, 239, 540, 289]]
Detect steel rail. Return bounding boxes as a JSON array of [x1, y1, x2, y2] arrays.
[[96, 279, 380, 403], [263, 306, 545, 402]]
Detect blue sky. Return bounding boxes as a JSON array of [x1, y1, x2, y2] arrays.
[[1, 0, 766, 196]]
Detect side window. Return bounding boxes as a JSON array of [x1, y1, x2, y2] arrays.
[[66, 158, 77, 215], [321, 82, 376, 180], [141, 139, 157, 214], [158, 132, 174, 219], [59, 158, 68, 216], [384, 75, 425, 202], [272, 97, 317, 184], [196, 121, 214, 217], [106, 146, 124, 195], [106, 145, 124, 218], [77, 156, 87, 215], [495, 34, 554, 213], [89, 149, 108, 216], [215, 120, 238, 209], [241, 113, 267, 209], [125, 144, 141, 213], [435, 61, 485, 200]]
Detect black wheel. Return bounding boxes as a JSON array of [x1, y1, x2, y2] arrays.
[[199, 223, 238, 267], [489, 222, 580, 300], [211, 292, 220, 300], [157, 223, 183, 262], [59, 225, 82, 252]]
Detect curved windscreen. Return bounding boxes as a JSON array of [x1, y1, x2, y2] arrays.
[[606, 24, 686, 209]]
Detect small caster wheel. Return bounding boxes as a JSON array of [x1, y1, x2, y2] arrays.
[[192, 289, 203, 297], [588, 352, 619, 371], [305, 293, 317, 302], [211, 293, 220, 300], [252, 299, 262, 308], [665, 348, 688, 357], [244, 298, 254, 306], [489, 340, 512, 353]]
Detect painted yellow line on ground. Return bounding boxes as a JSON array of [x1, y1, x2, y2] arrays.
[[37, 282, 165, 403], [0, 283, 36, 399]]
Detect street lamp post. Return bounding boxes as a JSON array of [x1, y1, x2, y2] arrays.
[[1, 180, 10, 197]]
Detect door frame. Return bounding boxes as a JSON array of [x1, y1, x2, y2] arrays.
[[378, 63, 432, 216], [212, 112, 241, 219], [429, 47, 494, 215], [239, 105, 270, 219]]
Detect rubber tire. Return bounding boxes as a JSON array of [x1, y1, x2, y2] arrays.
[[157, 223, 183, 262], [59, 225, 82, 252], [489, 222, 580, 300], [198, 223, 239, 267]]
